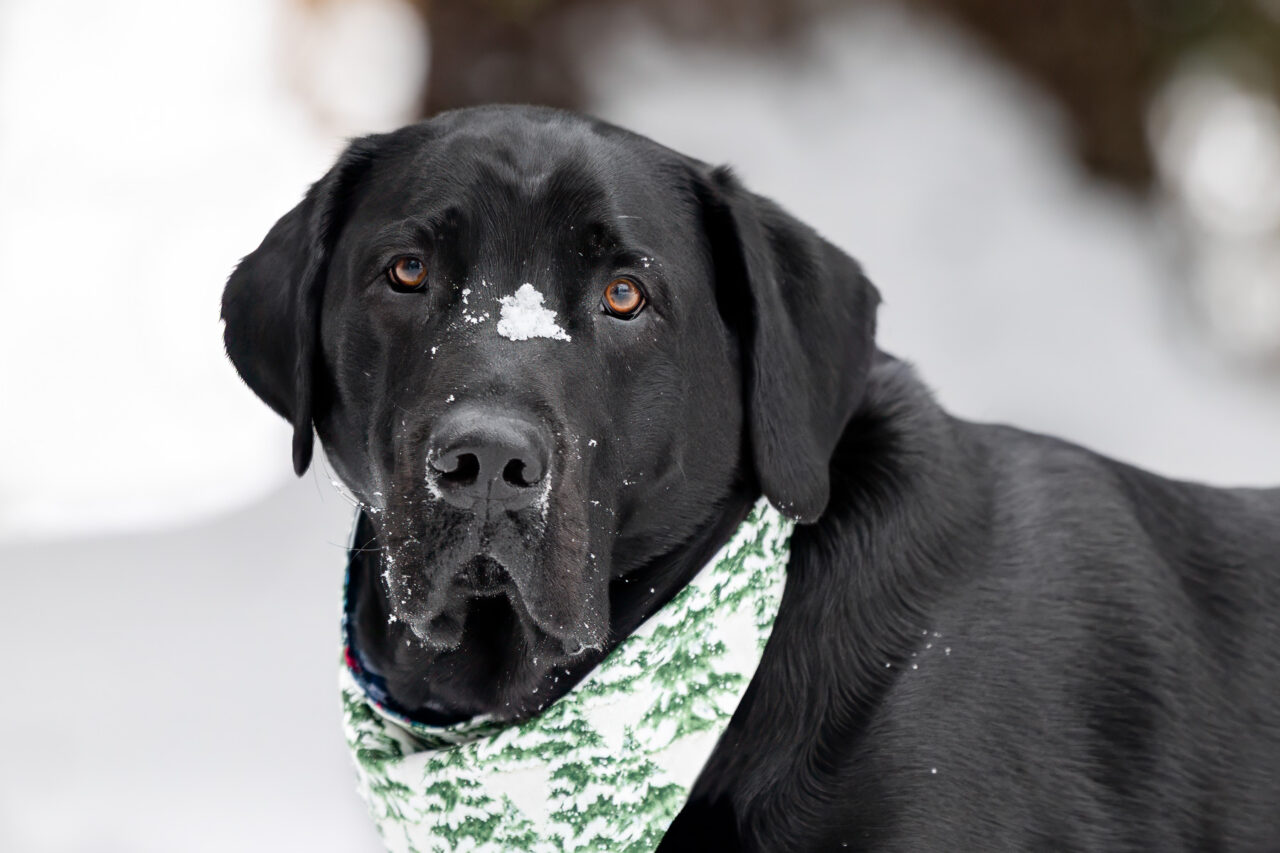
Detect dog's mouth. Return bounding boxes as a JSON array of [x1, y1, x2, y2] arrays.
[[404, 552, 548, 652], [374, 481, 606, 654], [390, 549, 544, 652], [373, 579, 576, 724], [363, 535, 606, 723]]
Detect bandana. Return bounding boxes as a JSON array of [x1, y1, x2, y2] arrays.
[[340, 498, 793, 853]]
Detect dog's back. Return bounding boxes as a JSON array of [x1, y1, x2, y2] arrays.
[[897, 435, 1278, 849], [813, 370, 1280, 850]]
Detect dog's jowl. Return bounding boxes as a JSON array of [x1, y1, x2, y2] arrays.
[[223, 106, 1280, 852]]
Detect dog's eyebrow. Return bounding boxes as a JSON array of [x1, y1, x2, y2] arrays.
[[393, 214, 447, 238], [366, 215, 447, 250], [612, 245, 660, 269]]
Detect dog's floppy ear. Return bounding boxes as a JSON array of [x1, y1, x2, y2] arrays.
[[697, 166, 881, 523], [221, 136, 384, 476]]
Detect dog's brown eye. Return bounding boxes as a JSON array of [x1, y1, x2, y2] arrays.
[[602, 277, 645, 318], [388, 256, 427, 291]]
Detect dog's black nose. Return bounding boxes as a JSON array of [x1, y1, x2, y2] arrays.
[[428, 407, 550, 510]]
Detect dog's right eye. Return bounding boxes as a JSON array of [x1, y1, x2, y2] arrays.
[[601, 277, 646, 319], [387, 256, 427, 292]]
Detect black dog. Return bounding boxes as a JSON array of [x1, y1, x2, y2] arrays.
[[223, 105, 1280, 851]]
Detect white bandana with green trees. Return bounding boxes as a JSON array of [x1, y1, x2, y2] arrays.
[[340, 498, 793, 852]]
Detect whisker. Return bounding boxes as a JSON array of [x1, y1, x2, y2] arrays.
[[318, 452, 364, 509]]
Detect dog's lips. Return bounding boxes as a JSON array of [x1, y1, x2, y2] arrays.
[[382, 542, 589, 652], [388, 558, 606, 665]]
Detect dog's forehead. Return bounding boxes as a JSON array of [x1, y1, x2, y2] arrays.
[[359, 111, 695, 241]]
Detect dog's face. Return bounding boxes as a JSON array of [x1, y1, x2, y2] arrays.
[[223, 106, 879, 722]]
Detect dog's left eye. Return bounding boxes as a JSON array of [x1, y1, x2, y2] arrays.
[[601, 277, 646, 318], [387, 256, 428, 292]]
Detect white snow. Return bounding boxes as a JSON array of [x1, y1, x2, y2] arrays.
[[458, 287, 491, 324], [496, 283, 572, 342], [0, 0, 423, 543]]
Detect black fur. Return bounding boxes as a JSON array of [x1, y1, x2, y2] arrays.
[[223, 105, 1280, 851]]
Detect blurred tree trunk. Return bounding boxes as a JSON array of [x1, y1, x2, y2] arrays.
[[910, 0, 1156, 188], [419, 0, 588, 116]]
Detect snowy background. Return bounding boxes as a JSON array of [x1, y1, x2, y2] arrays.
[[2, 1, 1278, 851]]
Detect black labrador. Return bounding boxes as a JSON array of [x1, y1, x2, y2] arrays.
[[222, 105, 1280, 851]]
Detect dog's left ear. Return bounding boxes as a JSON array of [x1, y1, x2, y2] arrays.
[[221, 135, 384, 476], [696, 166, 881, 523]]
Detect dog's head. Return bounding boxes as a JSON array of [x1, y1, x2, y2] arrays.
[[223, 106, 878, 722]]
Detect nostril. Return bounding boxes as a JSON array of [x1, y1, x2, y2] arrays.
[[502, 458, 536, 488], [427, 408, 549, 507], [438, 452, 480, 486]]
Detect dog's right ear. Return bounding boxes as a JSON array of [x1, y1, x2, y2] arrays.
[[221, 135, 384, 476], [693, 165, 881, 524]]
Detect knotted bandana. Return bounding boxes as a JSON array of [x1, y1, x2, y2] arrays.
[[340, 498, 793, 852]]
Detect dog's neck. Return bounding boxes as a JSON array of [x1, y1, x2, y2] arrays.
[[520, 477, 761, 716], [605, 480, 758, 641], [684, 354, 993, 846]]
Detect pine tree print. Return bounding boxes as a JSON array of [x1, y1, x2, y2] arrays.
[[341, 676, 427, 851]]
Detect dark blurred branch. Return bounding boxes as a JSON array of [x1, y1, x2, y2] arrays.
[[413, 0, 823, 117]]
